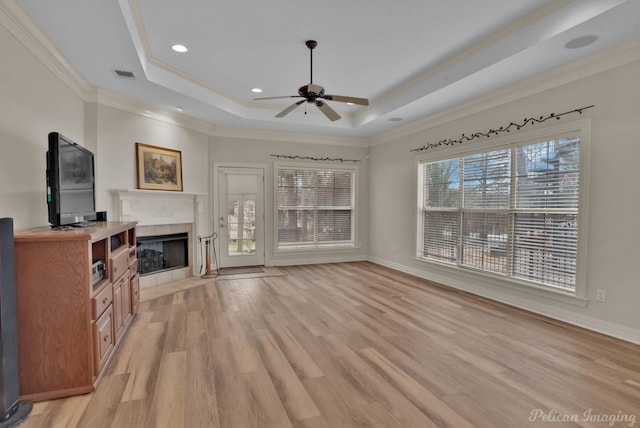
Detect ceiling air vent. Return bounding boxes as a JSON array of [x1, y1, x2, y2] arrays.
[[113, 69, 136, 79]]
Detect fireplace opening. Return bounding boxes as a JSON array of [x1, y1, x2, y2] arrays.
[[137, 232, 188, 276]]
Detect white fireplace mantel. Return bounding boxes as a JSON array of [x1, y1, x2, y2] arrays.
[[111, 189, 207, 227]]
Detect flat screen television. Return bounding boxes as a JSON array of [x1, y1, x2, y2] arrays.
[[46, 132, 97, 227]]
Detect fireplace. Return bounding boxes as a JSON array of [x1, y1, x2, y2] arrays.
[[137, 233, 188, 276], [112, 189, 207, 288], [135, 223, 194, 288]]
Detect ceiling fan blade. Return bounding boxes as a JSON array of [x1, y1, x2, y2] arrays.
[[276, 100, 306, 118], [254, 95, 302, 101], [315, 100, 341, 121], [322, 95, 369, 106]]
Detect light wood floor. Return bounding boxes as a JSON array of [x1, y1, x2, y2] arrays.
[[22, 262, 640, 427]]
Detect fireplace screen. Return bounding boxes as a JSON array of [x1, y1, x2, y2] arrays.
[[137, 233, 188, 276]]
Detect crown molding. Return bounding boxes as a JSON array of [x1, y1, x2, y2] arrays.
[[0, 0, 95, 101], [370, 36, 640, 146], [96, 89, 215, 134]]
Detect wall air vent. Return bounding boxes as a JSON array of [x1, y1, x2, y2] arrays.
[[113, 69, 136, 79]]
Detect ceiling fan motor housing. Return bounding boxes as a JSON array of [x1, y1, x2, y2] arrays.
[[299, 84, 325, 100]]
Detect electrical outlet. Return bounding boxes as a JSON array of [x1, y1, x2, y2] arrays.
[[596, 289, 606, 302]]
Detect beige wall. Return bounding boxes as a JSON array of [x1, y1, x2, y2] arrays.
[[94, 104, 209, 215], [368, 57, 640, 341], [209, 136, 370, 265], [0, 25, 85, 230]]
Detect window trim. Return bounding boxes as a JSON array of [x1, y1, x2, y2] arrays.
[[415, 119, 590, 300], [273, 160, 359, 253]]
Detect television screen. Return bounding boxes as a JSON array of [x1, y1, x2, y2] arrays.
[[47, 132, 97, 227]]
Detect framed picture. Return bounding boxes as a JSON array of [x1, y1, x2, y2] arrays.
[[135, 143, 183, 191]]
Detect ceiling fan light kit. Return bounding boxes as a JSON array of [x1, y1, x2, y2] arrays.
[[255, 40, 369, 121]]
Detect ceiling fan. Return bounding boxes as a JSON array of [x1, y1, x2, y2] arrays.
[[254, 40, 369, 121]]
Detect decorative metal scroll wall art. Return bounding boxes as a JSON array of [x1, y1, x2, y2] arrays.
[[270, 154, 360, 163], [410, 105, 595, 153]]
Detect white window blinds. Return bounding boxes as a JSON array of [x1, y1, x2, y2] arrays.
[[418, 136, 581, 292], [277, 167, 355, 249], [511, 138, 579, 289]]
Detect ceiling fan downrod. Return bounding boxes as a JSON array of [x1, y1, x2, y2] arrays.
[[306, 40, 317, 84]]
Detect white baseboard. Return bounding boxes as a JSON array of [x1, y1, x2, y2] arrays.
[[368, 256, 640, 345], [269, 254, 367, 267]]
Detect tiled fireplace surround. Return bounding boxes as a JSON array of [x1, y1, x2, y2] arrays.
[[112, 190, 207, 288]]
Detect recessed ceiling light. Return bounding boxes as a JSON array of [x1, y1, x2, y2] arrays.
[[171, 44, 188, 53], [251, 88, 263, 93], [564, 35, 598, 50], [346, 102, 355, 106], [388, 117, 403, 122], [175, 106, 184, 112]]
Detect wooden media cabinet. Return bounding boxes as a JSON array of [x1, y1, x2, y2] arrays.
[[14, 221, 139, 402]]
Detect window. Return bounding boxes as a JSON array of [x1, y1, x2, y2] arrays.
[[418, 134, 582, 293], [276, 164, 356, 250]]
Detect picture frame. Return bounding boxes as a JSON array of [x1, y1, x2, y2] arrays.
[[135, 143, 183, 191]]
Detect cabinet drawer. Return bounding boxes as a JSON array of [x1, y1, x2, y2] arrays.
[[110, 248, 129, 281], [115, 270, 130, 289], [94, 305, 114, 372], [92, 284, 113, 320]]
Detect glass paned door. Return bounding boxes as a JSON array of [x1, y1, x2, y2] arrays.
[[226, 199, 256, 255], [218, 167, 264, 267]]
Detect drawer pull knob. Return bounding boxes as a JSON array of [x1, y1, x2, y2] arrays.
[[102, 297, 108, 304], [103, 334, 109, 342]]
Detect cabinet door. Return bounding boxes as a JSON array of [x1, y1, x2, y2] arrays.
[[114, 270, 130, 336], [94, 305, 114, 373], [122, 273, 131, 325], [130, 273, 140, 314], [113, 282, 123, 337]]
